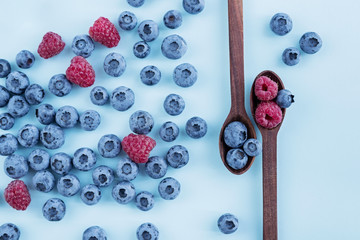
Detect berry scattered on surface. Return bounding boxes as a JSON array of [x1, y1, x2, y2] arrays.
[[6, 71, 29, 95], [4, 154, 29, 179], [161, 34, 187, 59], [159, 121, 179, 142], [0, 134, 18, 156], [254, 76, 278, 101], [37, 32, 65, 59], [112, 181, 136, 204], [42, 198, 66, 221], [127, 0, 145, 7], [0, 85, 10, 107], [57, 174, 81, 197], [135, 191, 154, 211], [0, 59, 11, 78], [145, 156, 168, 179], [83, 226, 107, 240], [71, 34, 95, 58], [80, 184, 102, 205], [186, 116, 207, 139], [299, 31, 322, 54], [50, 152, 72, 175], [140, 65, 161, 86], [16, 50, 35, 69], [73, 147, 97, 171], [55, 105, 79, 128], [163, 94, 185, 116], [217, 213, 239, 234], [80, 110, 101, 131], [110, 86, 135, 111], [226, 148, 248, 170], [243, 138, 262, 157], [4, 180, 31, 211], [97, 134, 122, 158], [129, 110, 154, 135], [121, 133, 156, 164], [224, 121, 248, 148], [7, 95, 30, 118], [116, 157, 139, 181], [118, 11, 138, 31], [255, 101, 283, 129], [66, 56, 95, 87], [138, 20, 159, 42], [48, 74, 73, 97], [24, 84, 45, 105], [158, 177, 181, 200], [17, 124, 40, 148], [276, 89, 295, 108], [136, 223, 159, 240], [164, 10, 182, 29], [89, 17, 120, 48], [173, 63, 198, 87], [183, 0, 205, 14], [0, 113, 15, 130], [282, 47, 301, 66], [90, 86, 109, 106], [270, 13, 293, 36], [0, 223, 20, 240], [28, 148, 50, 171], [35, 104, 56, 125], [166, 145, 189, 169], [92, 165, 114, 187], [133, 41, 150, 58], [103, 52, 127, 77], [32, 170, 56, 193]]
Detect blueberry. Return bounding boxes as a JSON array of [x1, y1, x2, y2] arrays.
[[71, 34, 95, 58], [145, 156, 168, 179], [0, 223, 20, 240], [73, 147, 97, 171], [217, 213, 239, 234], [140, 65, 161, 86], [276, 89, 295, 108], [40, 124, 65, 149], [4, 154, 28, 179], [28, 148, 50, 171], [243, 138, 262, 157], [299, 32, 322, 54], [92, 165, 114, 187], [116, 157, 139, 181], [183, 0, 205, 14], [36, 104, 56, 125], [224, 121, 248, 148], [57, 174, 81, 197], [42, 198, 66, 221], [0, 113, 15, 130], [159, 121, 179, 142], [48, 74, 72, 97], [17, 124, 39, 148], [90, 86, 109, 106], [112, 181, 136, 204], [186, 117, 207, 139], [7, 95, 30, 118], [161, 34, 187, 59], [83, 226, 107, 240], [129, 110, 154, 135], [270, 13, 292, 36], [133, 41, 150, 59], [138, 20, 159, 42], [166, 145, 189, 169], [50, 152, 72, 175], [282, 47, 301, 66], [24, 83, 45, 105], [173, 63, 198, 87], [127, 0, 144, 7], [110, 86, 135, 111], [80, 110, 101, 131], [226, 149, 248, 170], [158, 177, 181, 200], [80, 184, 102, 205], [16, 50, 35, 69], [136, 223, 159, 240], [0, 134, 18, 156], [55, 105, 79, 128], [103, 52, 127, 77], [0, 59, 11, 78], [5, 71, 29, 95], [97, 134, 122, 158], [32, 170, 55, 193], [135, 191, 154, 211], [164, 10, 182, 29], [0, 85, 10, 107], [118, 11, 138, 30], [163, 94, 185, 116]]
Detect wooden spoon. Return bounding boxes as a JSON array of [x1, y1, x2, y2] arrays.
[[218, 0, 257, 175], [250, 70, 286, 240]]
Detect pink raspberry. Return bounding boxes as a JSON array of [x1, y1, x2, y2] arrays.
[[4, 180, 31, 211], [121, 134, 156, 164], [37, 32, 65, 59], [66, 56, 95, 87], [89, 17, 120, 48], [255, 101, 282, 129], [254, 76, 278, 101]]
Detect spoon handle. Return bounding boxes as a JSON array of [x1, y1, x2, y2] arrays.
[[262, 131, 278, 240], [228, 0, 246, 114]]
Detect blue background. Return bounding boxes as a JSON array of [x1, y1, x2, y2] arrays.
[[0, 0, 359, 239]]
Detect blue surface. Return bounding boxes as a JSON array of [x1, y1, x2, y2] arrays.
[[0, 0, 359, 239]]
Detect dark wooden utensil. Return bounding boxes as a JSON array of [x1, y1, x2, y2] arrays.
[[250, 70, 286, 240], [219, 0, 257, 175]]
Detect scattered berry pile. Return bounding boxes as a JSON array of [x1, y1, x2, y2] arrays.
[[270, 12, 323, 66], [0, 0, 208, 239]]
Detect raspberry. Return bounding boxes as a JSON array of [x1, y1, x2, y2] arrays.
[[254, 76, 278, 101], [66, 56, 95, 87], [89, 17, 120, 48], [4, 180, 31, 211], [255, 101, 283, 129], [122, 133, 156, 164], [37, 32, 65, 59]]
